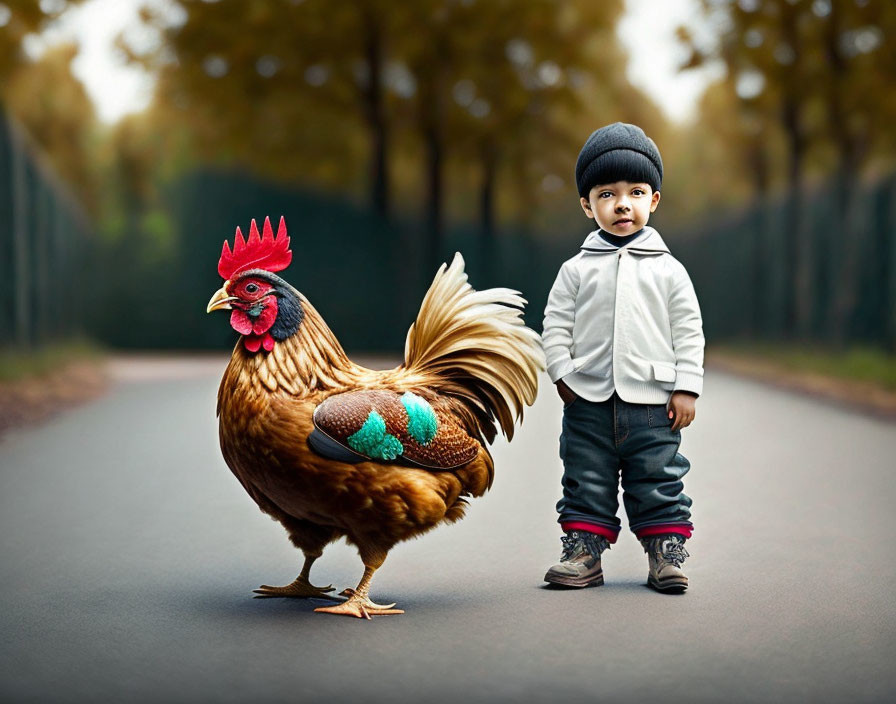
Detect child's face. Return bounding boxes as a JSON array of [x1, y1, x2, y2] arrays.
[[580, 181, 661, 236]]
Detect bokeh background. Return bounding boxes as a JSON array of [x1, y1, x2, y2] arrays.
[[1, 0, 895, 365]]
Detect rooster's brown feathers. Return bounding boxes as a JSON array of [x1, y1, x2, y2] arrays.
[[216, 253, 543, 569]]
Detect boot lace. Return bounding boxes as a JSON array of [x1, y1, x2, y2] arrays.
[[561, 531, 610, 561], [658, 538, 689, 567]]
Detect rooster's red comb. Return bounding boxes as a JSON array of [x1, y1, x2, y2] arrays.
[[218, 216, 292, 280]]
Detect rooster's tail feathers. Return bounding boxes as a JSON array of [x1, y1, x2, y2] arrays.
[[403, 253, 545, 443]]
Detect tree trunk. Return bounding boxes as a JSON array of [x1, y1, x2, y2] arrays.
[[479, 139, 497, 284], [359, 3, 389, 221], [779, 5, 808, 341], [417, 40, 446, 276], [882, 179, 896, 353], [8, 113, 31, 348], [780, 95, 807, 340], [748, 137, 769, 339], [824, 0, 865, 348], [424, 119, 443, 275]]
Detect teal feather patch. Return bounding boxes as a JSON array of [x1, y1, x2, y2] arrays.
[[401, 392, 438, 445], [347, 410, 404, 460]]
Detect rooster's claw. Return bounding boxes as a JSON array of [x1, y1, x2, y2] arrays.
[[315, 588, 403, 618], [253, 575, 340, 600]]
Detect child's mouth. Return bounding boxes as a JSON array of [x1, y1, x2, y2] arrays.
[[614, 219, 633, 226]]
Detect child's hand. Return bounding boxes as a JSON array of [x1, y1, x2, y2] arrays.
[[667, 391, 697, 431], [556, 379, 578, 405]]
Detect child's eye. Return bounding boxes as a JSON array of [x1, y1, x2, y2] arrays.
[[632, 189, 645, 196], [599, 191, 613, 198]]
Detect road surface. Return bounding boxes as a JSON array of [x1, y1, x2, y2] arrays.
[[1, 355, 894, 703]]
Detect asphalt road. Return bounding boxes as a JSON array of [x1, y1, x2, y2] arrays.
[[1, 355, 894, 703]]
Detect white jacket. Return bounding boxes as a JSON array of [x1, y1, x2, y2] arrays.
[[542, 226, 704, 404]]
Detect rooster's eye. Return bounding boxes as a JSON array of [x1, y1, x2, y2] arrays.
[[245, 283, 259, 294]]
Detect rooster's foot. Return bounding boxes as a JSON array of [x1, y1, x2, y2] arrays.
[[314, 588, 403, 619], [253, 575, 339, 600]]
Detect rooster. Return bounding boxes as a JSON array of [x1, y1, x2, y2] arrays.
[[206, 216, 543, 618]]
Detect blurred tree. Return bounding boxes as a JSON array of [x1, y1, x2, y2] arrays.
[[681, 0, 813, 339], [816, 0, 896, 344], [1, 1, 96, 213], [128, 0, 399, 221], [0, 0, 84, 84], [3, 42, 99, 214], [99, 110, 179, 250], [679, 0, 896, 341], [396, 0, 630, 273], [128, 0, 639, 276], [450, 0, 628, 274], [399, 1, 454, 270]]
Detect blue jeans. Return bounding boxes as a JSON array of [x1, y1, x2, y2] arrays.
[[557, 391, 693, 541]]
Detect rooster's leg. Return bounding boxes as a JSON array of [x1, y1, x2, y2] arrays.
[[254, 553, 339, 599], [315, 562, 404, 619]]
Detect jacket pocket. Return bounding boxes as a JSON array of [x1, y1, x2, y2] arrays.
[[571, 351, 611, 377], [651, 362, 677, 389]]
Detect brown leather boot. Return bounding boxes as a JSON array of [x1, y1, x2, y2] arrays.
[[544, 531, 610, 587], [641, 534, 689, 592]]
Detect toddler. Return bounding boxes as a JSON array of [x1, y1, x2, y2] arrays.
[[542, 122, 704, 592]]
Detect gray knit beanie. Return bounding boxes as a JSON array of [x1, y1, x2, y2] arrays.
[[575, 122, 663, 197]]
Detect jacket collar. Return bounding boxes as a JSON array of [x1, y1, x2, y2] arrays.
[[580, 226, 670, 256]]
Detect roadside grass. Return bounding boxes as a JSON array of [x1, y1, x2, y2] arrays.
[[0, 338, 105, 383], [708, 342, 896, 390]]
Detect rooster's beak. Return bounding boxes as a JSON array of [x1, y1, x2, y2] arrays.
[[207, 285, 238, 313]]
